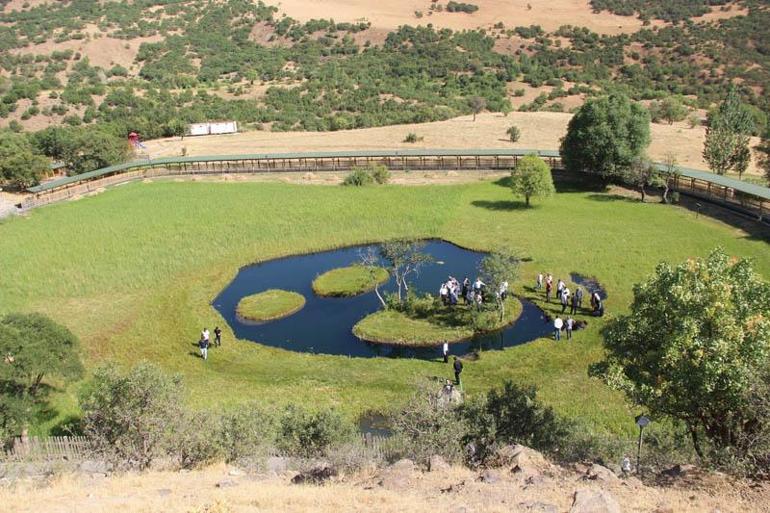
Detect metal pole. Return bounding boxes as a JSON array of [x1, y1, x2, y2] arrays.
[[636, 425, 643, 474]]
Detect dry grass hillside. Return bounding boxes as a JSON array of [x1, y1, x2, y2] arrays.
[[3, 460, 770, 513], [144, 111, 764, 176]]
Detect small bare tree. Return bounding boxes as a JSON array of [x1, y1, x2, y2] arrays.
[[379, 240, 433, 303], [661, 152, 680, 204], [360, 247, 387, 308]]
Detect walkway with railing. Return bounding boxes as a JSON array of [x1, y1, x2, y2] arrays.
[[20, 149, 770, 224]]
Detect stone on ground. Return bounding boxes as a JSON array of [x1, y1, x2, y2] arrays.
[[570, 489, 621, 513]]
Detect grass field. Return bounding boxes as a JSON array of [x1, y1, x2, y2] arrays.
[[312, 265, 389, 297], [0, 175, 768, 437]]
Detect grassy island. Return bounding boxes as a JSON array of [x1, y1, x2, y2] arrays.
[[353, 297, 523, 346], [236, 289, 306, 322], [312, 265, 390, 297]]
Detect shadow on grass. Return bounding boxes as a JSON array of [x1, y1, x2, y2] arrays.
[[471, 200, 530, 211], [586, 193, 639, 203]]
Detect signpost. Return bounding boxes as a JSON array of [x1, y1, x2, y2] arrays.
[[635, 414, 651, 474]]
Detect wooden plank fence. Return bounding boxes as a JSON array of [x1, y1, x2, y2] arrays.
[[2, 436, 91, 462]]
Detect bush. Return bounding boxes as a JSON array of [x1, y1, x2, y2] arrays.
[[80, 362, 184, 470], [403, 132, 422, 143], [506, 125, 521, 143], [277, 405, 353, 458], [172, 410, 225, 469], [447, 2, 479, 13], [390, 381, 468, 466], [370, 164, 391, 184], [218, 403, 276, 463], [342, 167, 375, 186]]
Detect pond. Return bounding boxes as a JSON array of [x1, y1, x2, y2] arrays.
[[213, 240, 552, 358]]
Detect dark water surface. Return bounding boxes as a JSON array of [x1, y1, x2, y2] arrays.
[[213, 240, 552, 358]]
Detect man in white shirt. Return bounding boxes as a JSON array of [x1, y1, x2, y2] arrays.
[[553, 316, 563, 341], [442, 341, 449, 363], [201, 328, 210, 344], [566, 316, 574, 340]]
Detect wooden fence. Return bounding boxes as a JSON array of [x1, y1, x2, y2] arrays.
[[2, 434, 394, 463], [2, 436, 91, 462]]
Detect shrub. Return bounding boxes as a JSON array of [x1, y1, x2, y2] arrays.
[[390, 381, 468, 466], [80, 362, 184, 470], [277, 405, 353, 458], [447, 2, 479, 13], [506, 125, 521, 143], [218, 403, 277, 463], [342, 167, 375, 186], [403, 132, 422, 143], [369, 164, 391, 184], [172, 410, 225, 469]]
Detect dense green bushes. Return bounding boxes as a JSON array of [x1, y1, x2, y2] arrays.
[[446, 2, 480, 14]]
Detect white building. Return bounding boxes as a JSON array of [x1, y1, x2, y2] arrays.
[[188, 121, 238, 136]]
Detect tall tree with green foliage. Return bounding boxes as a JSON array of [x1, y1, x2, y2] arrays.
[[650, 96, 688, 125], [759, 137, 770, 186], [469, 96, 487, 121], [560, 94, 651, 180], [60, 128, 132, 175], [510, 154, 555, 206], [0, 313, 83, 443], [703, 88, 755, 178], [0, 131, 49, 188], [592, 249, 770, 460]]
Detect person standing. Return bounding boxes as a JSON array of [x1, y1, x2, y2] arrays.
[[553, 316, 563, 341], [575, 287, 584, 309], [570, 292, 579, 315], [201, 327, 210, 346], [462, 277, 470, 304], [557, 279, 565, 297], [560, 287, 570, 314], [442, 341, 449, 363], [545, 279, 552, 303], [566, 316, 574, 340], [199, 336, 209, 361], [499, 281, 509, 301], [214, 326, 222, 347], [453, 356, 463, 385], [536, 272, 543, 290]]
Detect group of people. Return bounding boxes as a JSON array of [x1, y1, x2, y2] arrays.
[[198, 326, 222, 360], [536, 272, 604, 317], [438, 276, 508, 311]]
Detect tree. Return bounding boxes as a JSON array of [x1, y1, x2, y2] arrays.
[[624, 156, 662, 202], [758, 137, 770, 186], [592, 249, 770, 460], [60, 128, 131, 175], [506, 125, 521, 143], [510, 154, 555, 206], [478, 252, 520, 321], [277, 405, 351, 458], [703, 88, 754, 177], [379, 240, 433, 303], [560, 94, 651, 180], [660, 152, 681, 204], [80, 362, 184, 469], [469, 96, 486, 121], [650, 96, 688, 125], [0, 313, 83, 443], [0, 131, 49, 188]]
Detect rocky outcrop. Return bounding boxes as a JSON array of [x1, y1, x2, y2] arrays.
[[429, 455, 450, 472], [489, 444, 553, 476], [291, 463, 337, 485], [585, 463, 620, 483], [378, 459, 417, 490]]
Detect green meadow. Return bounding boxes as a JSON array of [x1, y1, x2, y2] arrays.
[[1, 176, 767, 437]]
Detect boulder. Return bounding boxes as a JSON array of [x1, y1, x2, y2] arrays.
[[228, 467, 245, 477], [569, 489, 621, 513], [291, 463, 337, 485], [491, 444, 551, 476], [429, 455, 450, 472], [215, 479, 238, 488], [78, 460, 109, 475], [518, 501, 559, 513], [586, 464, 620, 483]]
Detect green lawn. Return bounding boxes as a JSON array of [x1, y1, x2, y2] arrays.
[[312, 265, 389, 297], [236, 289, 305, 322], [1, 177, 767, 437], [353, 298, 523, 346]]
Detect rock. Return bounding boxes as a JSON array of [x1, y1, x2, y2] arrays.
[[622, 476, 643, 489], [429, 455, 450, 472], [478, 469, 501, 484], [78, 460, 108, 475], [661, 464, 696, 478], [228, 467, 245, 477], [89, 473, 107, 480], [492, 445, 551, 477], [378, 459, 416, 490], [216, 479, 238, 488], [569, 489, 621, 513], [586, 463, 620, 483], [157, 489, 173, 497], [518, 501, 559, 513], [291, 464, 337, 485], [266, 456, 290, 474], [653, 503, 674, 513]]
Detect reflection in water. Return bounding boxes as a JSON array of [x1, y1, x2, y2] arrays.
[[213, 240, 553, 359]]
